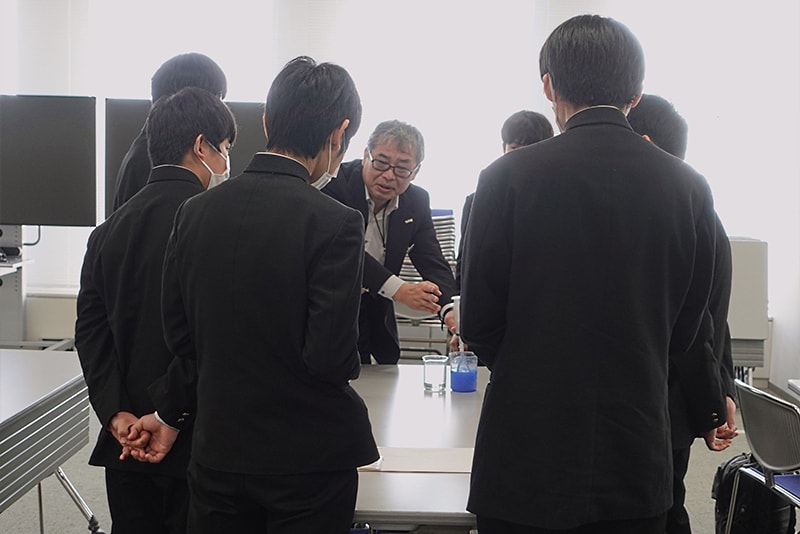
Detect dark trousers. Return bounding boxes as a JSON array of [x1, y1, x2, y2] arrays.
[[358, 294, 400, 364], [105, 468, 189, 534], [476, 513, 667, 534], [187, 459, 358, 533], [666, 446, 692, 534]]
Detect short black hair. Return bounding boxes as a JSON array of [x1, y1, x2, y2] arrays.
[[151, 52, 228, 102], [626, 94, 688, 160], [264, 56, 361, 159], [145, 87, 237, 166], [539, 14, 645, 108], [501, 110, 554, 147]]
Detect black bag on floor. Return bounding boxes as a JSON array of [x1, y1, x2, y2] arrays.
[[712, 452, 796, 534]]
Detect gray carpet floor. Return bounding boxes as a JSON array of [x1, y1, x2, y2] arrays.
[[0, 406, 752, 533]]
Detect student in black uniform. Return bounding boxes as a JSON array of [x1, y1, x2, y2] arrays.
[[126, 56, 379, 534], [111, 52, 227, 211], [75, 86, 237, 534], [628, 93, 739, 534]]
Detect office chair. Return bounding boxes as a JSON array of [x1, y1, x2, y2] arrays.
[[724, 379, 800, 534]]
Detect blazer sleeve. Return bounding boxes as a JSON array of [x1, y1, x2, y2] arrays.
[[407, 190, 457, 309], [720, 326, 736, 398], [668, 184, 727, 434], [669, 183, 716, 353], [74, 231, 132, 427], [460, 171, 512, 368], [455, 193, 474, 292], [669, 309, 727, 434], [149, 208, 197, 430], [302, 208, 365, 384], [713, 218, 736, 399], [363, 251, 395, 292]]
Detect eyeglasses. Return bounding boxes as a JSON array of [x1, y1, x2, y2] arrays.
[[367, 149, 420, 180]]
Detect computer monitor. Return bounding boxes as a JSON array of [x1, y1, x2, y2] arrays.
[[104, 98, 151, 218], [0, 94, 97, 226], [104, 98, 267, 217]]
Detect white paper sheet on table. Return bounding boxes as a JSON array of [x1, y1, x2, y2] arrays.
[[358, 447, 473, 473]]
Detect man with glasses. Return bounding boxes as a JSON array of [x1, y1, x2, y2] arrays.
[[322, 120, 458, 364]]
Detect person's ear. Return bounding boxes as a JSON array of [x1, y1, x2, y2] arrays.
[[330, 119, 350, 155], [262, 113, 269, 141], [409, 164, 420, 182], [192, 134, 206, 160], [630, 90, 643, 109]]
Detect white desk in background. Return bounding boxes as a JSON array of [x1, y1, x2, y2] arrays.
[[350, 363, 489, 530], [788, 379, 800, 399], [0, 257, 30, 341], [0, 348, 103, 532]]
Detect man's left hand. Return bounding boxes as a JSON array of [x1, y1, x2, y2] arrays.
[[715, 396, 739, 440]]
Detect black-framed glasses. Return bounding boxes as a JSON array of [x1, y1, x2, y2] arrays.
[[367, 149, 420, 180]]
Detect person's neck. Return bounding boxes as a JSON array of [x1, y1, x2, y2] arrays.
[[268, 149, 318, 177], [175, 157, 210, 188], [372, 199, 389, 215], [552, 101, 586, 132], [555, 102, 629, 131]]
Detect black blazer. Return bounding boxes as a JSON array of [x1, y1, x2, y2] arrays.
[[322, 160, 457, 363], [455, 192, 475, 291], [461, 107, 722, 528], [153, 153, 379, 475], [75, 165, 204, 477], [669, 214, 735, 448], [111, 128, 151, 211]]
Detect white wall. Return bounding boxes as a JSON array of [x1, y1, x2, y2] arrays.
[[3, 0, 799, 394]]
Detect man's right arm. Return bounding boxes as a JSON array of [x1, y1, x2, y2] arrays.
[[669, 183, 716, 353], [74, 231, 131, 430], [460, 171, 512, 368], [148, 210, 197, 429], [669, 182, 727, 436], [302, 208, 365, 384]]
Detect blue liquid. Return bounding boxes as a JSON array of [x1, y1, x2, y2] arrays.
[[451, 369, 477, 392]]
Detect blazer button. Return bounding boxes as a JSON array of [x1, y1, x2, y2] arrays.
[[177, 417, 185, 423]]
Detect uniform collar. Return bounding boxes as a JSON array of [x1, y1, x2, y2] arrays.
[[564, 106, 633, 132], [148, 165, 204, 188], [244, 152, 312, 183]]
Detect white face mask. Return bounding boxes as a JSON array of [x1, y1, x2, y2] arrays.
[[201, 141, 230, 189], [312, 139, 339, 190]]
